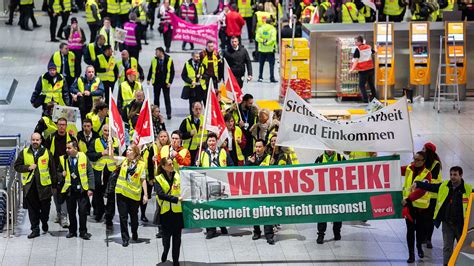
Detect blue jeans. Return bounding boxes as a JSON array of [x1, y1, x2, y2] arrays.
[[258, 52, 275, 81]]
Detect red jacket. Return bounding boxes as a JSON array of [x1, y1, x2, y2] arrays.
[[225, 11, 245, 37]]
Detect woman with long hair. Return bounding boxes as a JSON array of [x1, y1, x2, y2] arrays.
[[155, 157, 183, 266], [115, 144, 149, 247], [224, 113, 246, 166], [66, 17, 86, 78], [422, 142, 442, 249]]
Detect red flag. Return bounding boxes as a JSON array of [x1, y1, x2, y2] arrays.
[[132, 98, 154, 146], [205, 83, 229, 146], [109, 89, 126, 154], [224, 59, 243, 103]]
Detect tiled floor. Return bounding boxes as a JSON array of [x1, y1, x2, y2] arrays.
[[1, 8, 473, 266]]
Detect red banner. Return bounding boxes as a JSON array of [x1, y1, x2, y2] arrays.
[[169, 12, 218, 46]]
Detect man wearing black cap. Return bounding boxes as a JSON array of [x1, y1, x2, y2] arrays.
[[94, 45, 118, 102], [31, 62, 70, 110]]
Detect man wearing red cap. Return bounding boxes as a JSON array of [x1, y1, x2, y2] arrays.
[[118, 68, 143, 110]]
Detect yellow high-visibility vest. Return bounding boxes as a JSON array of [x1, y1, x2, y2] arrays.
[[156, 172, 182, 214], [181, 115, 207, 151], [60, 152, 89, 193], [53, 51, 76, 77], [97, 54, 116, 82], [403, 167, 431, 209], [22, 148, 52, 186], [91, 137, 118, 171], [86, 0, 101, 23], [433, 180, 472, 219], [115, 159, 146, 201], [120, 81, 142, 107]]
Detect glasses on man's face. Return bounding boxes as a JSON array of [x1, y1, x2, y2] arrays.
[[58, 123, 67, 127]]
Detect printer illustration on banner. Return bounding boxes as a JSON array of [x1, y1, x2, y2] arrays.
[[190, 172, 229, 204]]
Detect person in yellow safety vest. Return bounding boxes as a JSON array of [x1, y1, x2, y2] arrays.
[[31, 63, 70, 110], [200, 40, 222, 91], [70, 65, 105, 119], [437, 0, 453, 21], [301, 0, 316, 23], [357, 4, 373, 23], [85, 101, 109, 136], [267, 134, 298, 165], [411, 166, 472, 265], [147, 47, 175, 120], [132, 0, 149, 45], [314, 150, 345, 244], [117, 50, 144, 83], [14, 133, 57, 239], [86, 125, 119, 227], [94, 45, 118, 102], [237, 0, 255, 41], [99, 18, 116, 51], [58, 141, 95, 239], [246, 139, 274, 244], [118, 0, 131, 27], [147, 0, 160, 30], [84, 34, 106, 65], [194, 0, 206, 15], [156, 130, 191, 172], [181, 52, 207, 114], [57, 0, 72, 39], [115, 144, 149, 247], [49, 42, 76, 86], [256, 17, 277, 83], [86, 0, 102, 41], [401, 151, 433, 263], [118, 68, 143, 110], [318, 0, 334, 23], [45, 117, 77, 228], [76, 118, 99, 153], [341, 0, 359, 23], [382, 0, 406, 22], [196, 132, 230, 239], [46, 0, 62, 42], [34, 102, 58, 141], [18, 0, 34, 31], [253, 3, 271, 40], [107, 0, 120, 27], [179, 102, 207, 163], [154, 157, 184, 265], [223, 113, 246, 166], [421, 142, 442, 249]]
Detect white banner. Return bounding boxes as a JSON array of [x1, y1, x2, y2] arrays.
[[276, 89, 414, 152]]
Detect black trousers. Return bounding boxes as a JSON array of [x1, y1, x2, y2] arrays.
[[117, 194, 140, 242], [57, 11, 71, 38], [163, 28, 172, 50], [25, 183, 51, 233], [102, 81, 116, 103], [253, 225, 274, 239], [258, 52, 275, 81], [148, 3, 157, 28], [317, 222, 342, 236], [88, 23, 100, 43], [153, 82, 172, 116], [29, 4, 38, 26], [162, 229, 181, 265], [48, 12, 59, 41], [426, 198, 436, 242], [206, 227, 227, 234], [358, 69, 377, 103], [139, 183, 153, 218], [244, 17, 253, 40], [234, 74, 244, 89], [66, 191, 89, 234], [7, 0, 19, 24], [71, 49, 83, 78], [406, 208, 429, 256], [19, 5, 32, 29], [92, 169, 111, 221]]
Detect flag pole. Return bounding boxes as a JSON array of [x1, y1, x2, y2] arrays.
[[196, 82, 213, 166], [225, 59, 243, 123], [108, 88, 113, 157]]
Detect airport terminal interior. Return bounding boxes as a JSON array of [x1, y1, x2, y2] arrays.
[[0, 0, 474, 265]]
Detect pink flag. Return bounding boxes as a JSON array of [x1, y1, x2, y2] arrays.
[[132, 98, 154, 146], [109, 90, 126, 154], [169, 12, 219, 46], [224, 59, 243, 103], [205, 83, 229, 146]]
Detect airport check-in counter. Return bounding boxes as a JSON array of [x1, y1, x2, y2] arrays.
[[303, 22, 474, 100]]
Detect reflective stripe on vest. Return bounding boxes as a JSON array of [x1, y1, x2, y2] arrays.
[[256, 11, 271, 29], [107, 0, 120, 14], [97, 54, 116, 81], [194, 0, 204, 15], [403, 167, 431, 209], [22, 148, 52, 186], [156, 173, 182, 214], [53, 51, 76, 78], [86, 0, 101, 23], [115, 160, 145, 201], [85, 112, 108, 135], [182, 115, 207, 151], [201, 51, 219, 78], [238, 0, 252, 17], [68, 31, 83, 50], [184, 62, 207, 89], [433, 180, 472, 219], [63, 0, 72, 11], [99, 27, 116, 47], [41, 74, 66, 106], [60, 152, 89, 193], [92, 137, 118, 171], [52, 0, 62, 13], [120, 0, 131, 14], [180, 4, 196, 21], [342, 3, 358, 23], [117, 57, 139, 83], [354, 44, 374, 71], [124, 22, 138, 46], [77, 77, 102, 103]]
